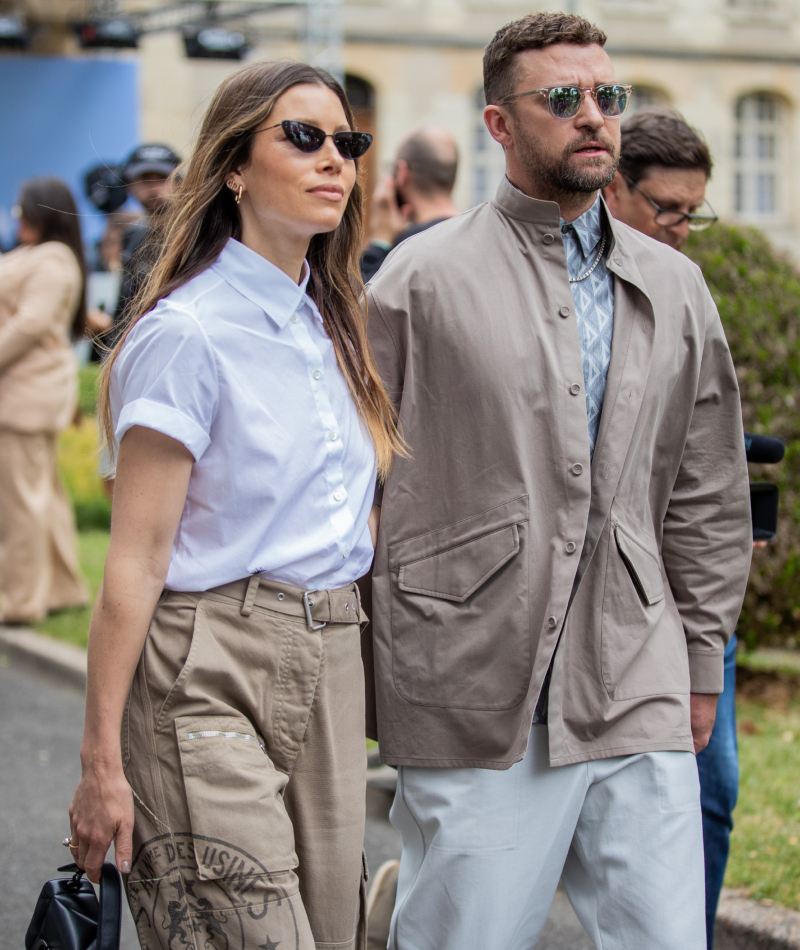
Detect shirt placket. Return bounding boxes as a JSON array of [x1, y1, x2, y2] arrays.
[[286, 300, 355, 571]]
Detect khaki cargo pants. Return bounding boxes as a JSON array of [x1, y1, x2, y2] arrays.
[[123, 575, 368, 950]]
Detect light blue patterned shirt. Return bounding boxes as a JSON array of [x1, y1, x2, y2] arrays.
[[560, 199, 614, 456]]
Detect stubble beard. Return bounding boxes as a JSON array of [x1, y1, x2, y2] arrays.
[[516, 126, 619, 199]]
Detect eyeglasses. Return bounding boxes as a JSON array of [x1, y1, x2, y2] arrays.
[[499, 84, 633, 120], [257, 120, 373, 160], [624, 176, 718, 231]]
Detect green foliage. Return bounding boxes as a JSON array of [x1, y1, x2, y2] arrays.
[[78, 363, 100, 415], [58, 416, 111, 531], [686, 224, 800, 649]]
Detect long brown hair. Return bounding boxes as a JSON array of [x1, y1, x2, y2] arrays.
[[19, 177, 88, 338], [99, 60, 403, 478]]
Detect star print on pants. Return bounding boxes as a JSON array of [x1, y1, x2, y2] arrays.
[[259, 940, 280, 950]]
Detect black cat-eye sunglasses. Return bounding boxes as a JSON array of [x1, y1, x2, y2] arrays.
[[257, 120, 373, 160]]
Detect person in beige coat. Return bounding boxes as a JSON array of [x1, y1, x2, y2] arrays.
[[0, 177, 88, 623], [364, 13, 751, 950]]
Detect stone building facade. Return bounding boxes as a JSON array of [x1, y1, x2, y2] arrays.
[[7, 0, 800, 256]]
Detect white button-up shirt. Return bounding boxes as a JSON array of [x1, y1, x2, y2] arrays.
[[110, 237, 376, 592]]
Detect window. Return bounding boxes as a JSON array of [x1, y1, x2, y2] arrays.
[[471, 87, 506, 206], [734, 92, 785, 217]]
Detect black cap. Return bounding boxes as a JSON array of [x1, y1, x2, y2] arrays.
[[122, 143, 181, 182]]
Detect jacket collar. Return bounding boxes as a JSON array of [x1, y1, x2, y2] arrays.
[[492, 177, 650, 297], [211, 237, 311, 329]]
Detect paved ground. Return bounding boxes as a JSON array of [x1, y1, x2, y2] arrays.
[[0, 658, 591, 950]]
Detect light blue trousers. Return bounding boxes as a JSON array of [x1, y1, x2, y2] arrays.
[[388, 725, 705, 950]]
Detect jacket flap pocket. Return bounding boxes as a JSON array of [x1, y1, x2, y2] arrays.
[[176, 715, 297, 877], [398, 524, 519, 603], [613, 525, 665, 606], [388, 494, 528, 571]]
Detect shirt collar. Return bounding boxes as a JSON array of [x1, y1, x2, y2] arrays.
[[211, 237, 311, 329], [560, 198, 603, 257]]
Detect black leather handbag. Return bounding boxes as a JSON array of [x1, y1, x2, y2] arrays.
[[25, 862, 122, 950]]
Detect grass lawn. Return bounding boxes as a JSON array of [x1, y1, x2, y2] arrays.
[[34, 529, 109, 648], [726, 696, 800, 909]]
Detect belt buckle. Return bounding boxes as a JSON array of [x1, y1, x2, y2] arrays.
[[302, 590, 326, 631]]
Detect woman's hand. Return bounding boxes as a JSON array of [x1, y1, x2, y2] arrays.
[[69, 758, 134, 882]]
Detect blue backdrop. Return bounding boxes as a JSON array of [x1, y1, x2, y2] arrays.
[[0, 56, 139, 252]]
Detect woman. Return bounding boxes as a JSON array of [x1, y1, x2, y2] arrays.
[[0, 177, 89, 623], [68, 61, 401, 950]]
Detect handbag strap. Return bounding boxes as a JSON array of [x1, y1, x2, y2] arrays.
[[97, 863, 122, 950]]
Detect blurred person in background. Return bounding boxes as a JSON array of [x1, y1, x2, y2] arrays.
[[93, 144, 181, 494], [0, 177, 88, 623], [604, 106, 739, 950], [361, 125, 459, 282]]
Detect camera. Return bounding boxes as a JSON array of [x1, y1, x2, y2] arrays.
[[745, 432, 784, 541]]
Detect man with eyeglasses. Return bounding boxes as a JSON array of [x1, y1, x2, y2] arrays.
[[605, 106, 738, 950], [364, 12, 750, 950], [604, 106, 717, 250]]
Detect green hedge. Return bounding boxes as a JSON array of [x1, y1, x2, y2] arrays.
[[686, 224, 800, 649]]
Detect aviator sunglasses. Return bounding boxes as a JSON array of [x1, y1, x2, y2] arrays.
[[499, 83, 633, 120], [257, 120, 373, 160]]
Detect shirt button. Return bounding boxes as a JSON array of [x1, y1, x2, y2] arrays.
[[565, 541, 577, 554], [560, 306, 571, 318], [334, 490, 343, 502], [543, 233, 555, 245], [547, 616, 558, 629], [571, 463, 583, 475], [313, 370, 321, 380], [342, 547, 350, 558], [290, 313, 299, 323], [328, 431, 337, 441], [570, 383, 581, 395]]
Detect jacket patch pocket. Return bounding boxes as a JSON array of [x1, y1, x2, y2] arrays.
[[389, 495, 529, 711], [176, 714, 298, 879], [613, 524, 664, 606], [601, 507, 686, 701]]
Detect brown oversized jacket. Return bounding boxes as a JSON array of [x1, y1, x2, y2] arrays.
[[0, 241, 81, 434], [365, 178, 751, 769]]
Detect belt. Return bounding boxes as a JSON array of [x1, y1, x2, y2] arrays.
[[209, 575, 365, 629]]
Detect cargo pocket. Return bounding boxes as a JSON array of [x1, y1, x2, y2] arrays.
[[175, 714, 298, 878], [601, 502, 686, 700], [389, 495, 529, 710]]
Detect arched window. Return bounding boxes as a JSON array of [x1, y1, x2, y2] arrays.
[[629, 85, 670, 113], [471, 87, 506, 206], [734, 92, 786, 217]]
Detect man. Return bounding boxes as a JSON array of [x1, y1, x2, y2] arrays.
[[364, 13, 751, 950], [361, 125, 459, 283], [113, 143, 181, 328], [606, 106, 741, 950], [95, 143, 180, 494]]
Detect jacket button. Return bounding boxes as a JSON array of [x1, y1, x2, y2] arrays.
[[571, 463, 583, 475], [560, 306, 571, 318], [570, 383, 581, 395], [565, 541, 576, 554], [547, 616, 558, 628], [543, 233, 555, 244]]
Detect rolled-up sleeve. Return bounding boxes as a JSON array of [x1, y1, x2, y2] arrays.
[[112, 306, 219, 461]]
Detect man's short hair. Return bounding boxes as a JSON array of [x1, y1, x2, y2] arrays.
[[483, 12, 607, 106], [619, 107, 713, 183], [396, 129, 458, 197]]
